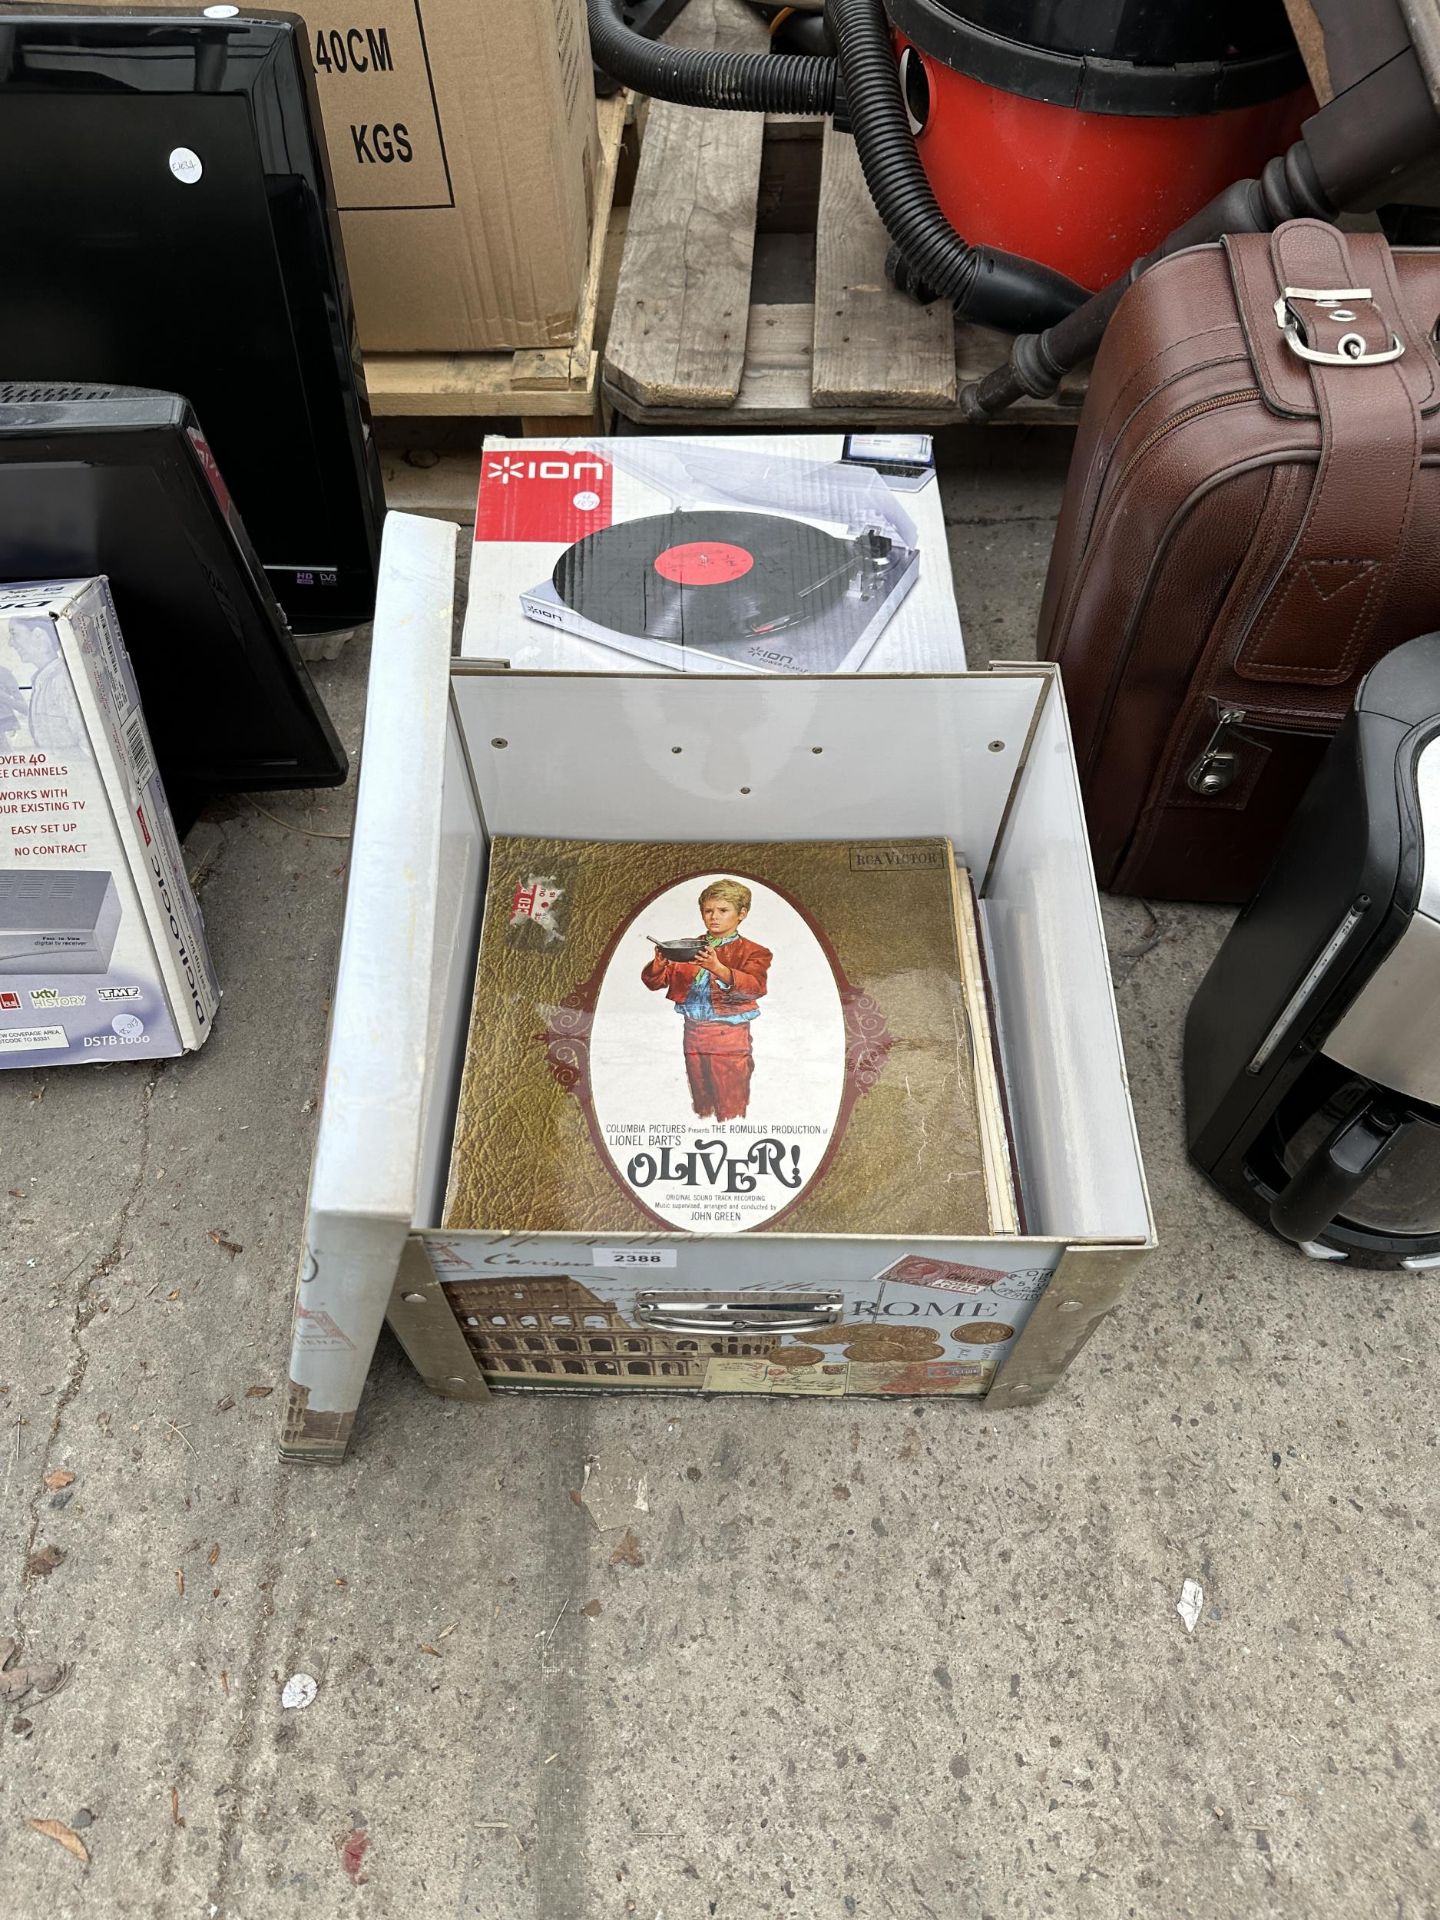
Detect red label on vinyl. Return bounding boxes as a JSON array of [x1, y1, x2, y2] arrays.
[[653, 541, 754, 585], [474, 451, 614, 543]]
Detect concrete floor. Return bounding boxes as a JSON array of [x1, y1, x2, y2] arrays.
[[3, 433, 1438, 1920]]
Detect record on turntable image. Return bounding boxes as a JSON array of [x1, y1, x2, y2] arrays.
[[520, 507, 921, 675]]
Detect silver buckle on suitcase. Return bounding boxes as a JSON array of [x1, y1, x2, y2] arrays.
[[1274, 287, 1405, 367]]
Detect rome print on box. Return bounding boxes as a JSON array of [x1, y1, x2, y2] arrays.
[[443, 836, 1019, 1241]]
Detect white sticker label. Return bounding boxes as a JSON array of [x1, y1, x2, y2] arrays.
[[0, 1024, 67, 1052], [169, 147, 204, 185], [592, 1247, 678, 1270], [848, 431, 932, 462], [123, 710, 156, 793]]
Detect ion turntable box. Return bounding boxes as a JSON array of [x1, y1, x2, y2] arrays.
[[0, 578, 219, 1069], [463, 433, 964, 676]]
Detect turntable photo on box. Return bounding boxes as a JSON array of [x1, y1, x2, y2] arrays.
[[517, 439, 923, 675]]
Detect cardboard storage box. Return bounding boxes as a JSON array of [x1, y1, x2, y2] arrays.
[[0, 579, 219, 1067], [283, 515, 1154, 1459], [307, 0, 597, 351], [462, 433, 967, 675], [61, 0, 597, 353]]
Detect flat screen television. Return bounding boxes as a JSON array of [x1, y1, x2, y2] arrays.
[[0, 382, 347, 821], [0, 8, 386, 633]]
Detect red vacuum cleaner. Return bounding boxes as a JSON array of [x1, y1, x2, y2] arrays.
[[886, 1, 1312, 292], [588, 0, 1440, 409]]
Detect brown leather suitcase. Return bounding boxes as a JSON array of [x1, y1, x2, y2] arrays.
[[1039, 218, 1440, 904]]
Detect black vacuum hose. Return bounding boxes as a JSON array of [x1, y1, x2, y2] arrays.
[[587, 0, 1087, 329], [957, 142, 1335, 418], [825, 0, 1087, 329], [586, 0, 837, 113]]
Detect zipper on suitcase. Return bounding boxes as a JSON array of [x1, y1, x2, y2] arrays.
[[1186, 704, 1249, 793], [1121, 387, 1260, 480], [1062, 387, 1262, 767], [1184, 697, 1332, 796]]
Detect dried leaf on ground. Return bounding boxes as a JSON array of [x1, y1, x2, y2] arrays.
[[25, 1545, 65, 1580], [42, 1470, 75, 1491], [207, 1544, 220, 1567], [244, 1385, 273, 1400], [170, 1787, 185, 1829], [216, 1396, 236, 1413], [580, 1599, 603, 1619], [208, 1231, 244, 1257], [175, 1570, 185, 1597], [420, 1644, 441, 1657], [608, 1529, 644, 1569], [0, 1638, 67, 1704], [28, 1818, 89, 1864], [339, 1827, 370, 1886]]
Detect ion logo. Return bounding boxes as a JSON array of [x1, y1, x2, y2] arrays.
[[488, 456, 607, 486], [475, 452, 613, 544]]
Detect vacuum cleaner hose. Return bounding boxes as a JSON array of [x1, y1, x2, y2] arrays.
[[586, 0, 837, 114], [825, 0, 1088, 329], [958, 141, 1335, 419], [587, 0, 1087, 329]]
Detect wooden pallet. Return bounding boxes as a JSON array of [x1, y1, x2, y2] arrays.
[[602, 0, 1085, 427], [362, 89, 629, 431]]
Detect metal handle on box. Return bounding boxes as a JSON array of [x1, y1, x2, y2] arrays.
[[634, 1292, 844, 1335]]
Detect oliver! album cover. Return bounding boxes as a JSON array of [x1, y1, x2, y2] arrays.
[[442, 837, 1018, 1239]]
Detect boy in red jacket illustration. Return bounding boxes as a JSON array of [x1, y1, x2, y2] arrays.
[[642, 879, 772, 1122]]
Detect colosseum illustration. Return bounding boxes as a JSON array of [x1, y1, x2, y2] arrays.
[[443, 1274, 779, 1387]]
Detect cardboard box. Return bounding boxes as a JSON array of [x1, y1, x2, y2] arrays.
[[305, 0, 596, 350], [59, 1, 597, 354], [282, 515, 1154, 1459], [462, 433, 967, 674], [0, 579, 219, 1067]]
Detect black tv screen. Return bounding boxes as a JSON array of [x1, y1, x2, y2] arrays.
[[0, 9, 386, 633], [0, 382, 347, 811]]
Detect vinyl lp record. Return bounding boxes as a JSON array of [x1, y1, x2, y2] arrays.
[[552, 511, 858, 649]]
